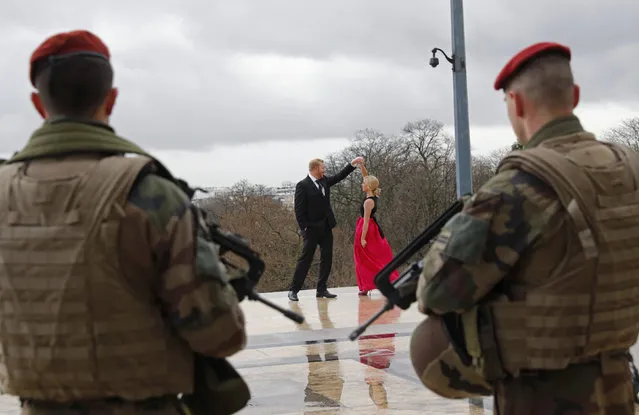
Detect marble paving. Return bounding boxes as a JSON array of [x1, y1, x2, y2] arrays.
[[231, 287, 492, 414], [231, 286, 639, 415]]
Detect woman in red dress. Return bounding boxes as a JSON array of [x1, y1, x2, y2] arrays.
[[353, 166, 399, 295]]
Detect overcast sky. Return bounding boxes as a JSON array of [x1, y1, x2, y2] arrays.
[[1, 0, 638, 187]]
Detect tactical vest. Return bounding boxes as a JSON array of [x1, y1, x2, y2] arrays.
[[0, 155, 194, 401], [479, 132, 639, 376]]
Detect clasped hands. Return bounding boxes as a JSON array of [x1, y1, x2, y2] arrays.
[[351, 156, 365, 167]]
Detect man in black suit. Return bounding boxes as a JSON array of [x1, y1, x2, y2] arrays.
[[288, 156, 364, 301]]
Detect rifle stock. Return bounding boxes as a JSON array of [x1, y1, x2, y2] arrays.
[[349, 199, 465, 341]]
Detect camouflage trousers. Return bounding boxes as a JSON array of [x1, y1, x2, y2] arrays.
[[19, 396, 183, 415], [410, 317, 636, 414], [493, 353, 635, 415]]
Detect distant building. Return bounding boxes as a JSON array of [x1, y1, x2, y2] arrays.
[[270, 181, 295, 208], [192, 182, 296, 209]]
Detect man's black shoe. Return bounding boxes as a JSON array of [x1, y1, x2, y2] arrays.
[[316, 290, 337, 299], [288, 291, 299, 301]]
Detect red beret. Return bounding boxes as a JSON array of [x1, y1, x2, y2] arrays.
[[493, 42, 571, 90], [29, 30, 110, 86]]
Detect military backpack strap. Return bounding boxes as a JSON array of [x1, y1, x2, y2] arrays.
[[497, 148, 599, 260], [607, 143, 639, 191], [79, 155, 155, 228]]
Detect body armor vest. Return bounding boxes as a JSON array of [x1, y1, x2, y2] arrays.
[[0, 155, 194, 401], [489, 132, 639, 375]]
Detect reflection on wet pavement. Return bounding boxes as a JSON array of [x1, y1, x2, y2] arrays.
[[232, 287, 493, 414]]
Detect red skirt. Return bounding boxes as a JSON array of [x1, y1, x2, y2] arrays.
[[353, 217, 399, 291]]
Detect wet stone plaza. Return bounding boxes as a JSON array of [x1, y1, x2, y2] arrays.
[[232, 287, 491, 414], [232, 286, 639, 415], [0, 287, 638, 414]]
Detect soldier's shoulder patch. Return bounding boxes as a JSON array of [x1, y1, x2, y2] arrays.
[[442, 212, 490, 264]]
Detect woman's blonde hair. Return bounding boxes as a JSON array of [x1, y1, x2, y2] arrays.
[[364, 175, 381, 197]]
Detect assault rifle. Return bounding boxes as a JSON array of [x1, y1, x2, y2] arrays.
[[199, 207, 305, 325], [172, 179, 304, 324], [175, 184, 305, 415], [349, 198, 465, 341]]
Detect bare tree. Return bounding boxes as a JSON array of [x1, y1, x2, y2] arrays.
[[471, 145, 514, 190], [602, 117, 639, 151]]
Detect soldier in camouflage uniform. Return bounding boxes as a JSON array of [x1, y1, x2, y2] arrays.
[[0, 30, 247, 414], [410, 42, 639, 414]]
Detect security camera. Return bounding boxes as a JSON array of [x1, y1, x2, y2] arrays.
[[429, 56, 439, 68]]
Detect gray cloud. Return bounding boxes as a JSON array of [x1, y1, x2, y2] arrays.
[[0, 0, 637, 153]]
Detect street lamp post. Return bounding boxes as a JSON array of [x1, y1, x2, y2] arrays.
[[429, 0, 472, 198], [431, 8, 483, 412]]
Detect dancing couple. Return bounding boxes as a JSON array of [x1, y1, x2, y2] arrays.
[[288, 157, 398, 302]]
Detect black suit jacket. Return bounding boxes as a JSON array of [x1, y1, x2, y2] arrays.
[[294, 163, 356, 233]]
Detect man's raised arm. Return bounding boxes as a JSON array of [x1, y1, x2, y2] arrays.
[[325, 156, 363, 187]]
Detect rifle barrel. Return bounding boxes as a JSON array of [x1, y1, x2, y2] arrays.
[[348, 300, 394, 341], [246, 290, 305, 324]]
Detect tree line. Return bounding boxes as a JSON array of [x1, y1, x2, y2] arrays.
[[197, 116, 639, 293]]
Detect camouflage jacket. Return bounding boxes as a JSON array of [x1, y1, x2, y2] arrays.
[[416, 115, 585, 315], [11, 118, 246, 358], [125, 172, 246, 357]]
